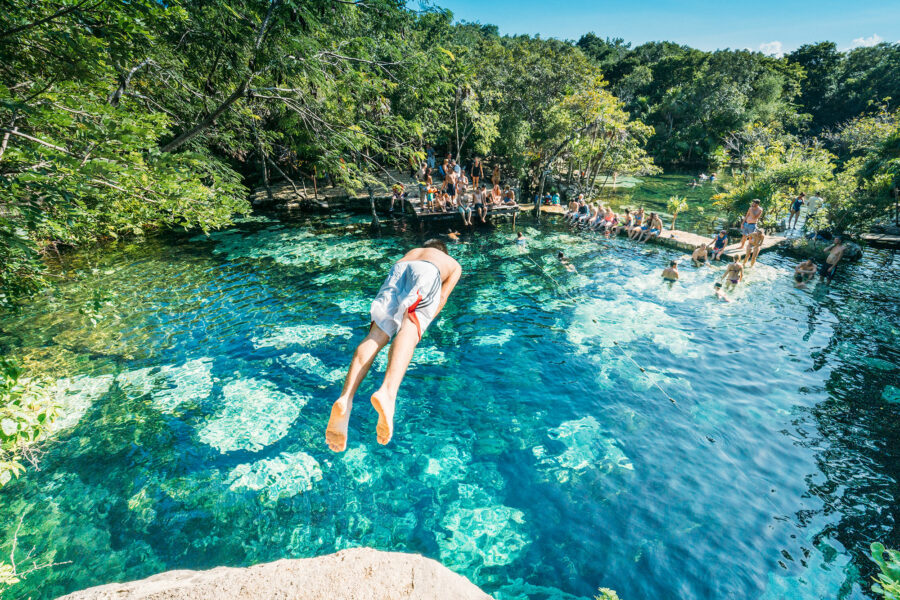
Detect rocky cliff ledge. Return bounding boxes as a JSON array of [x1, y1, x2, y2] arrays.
[[58, 548, 493, 600]]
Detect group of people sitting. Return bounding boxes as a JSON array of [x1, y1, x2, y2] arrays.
[[413, 157, 517, 225], [563, 195, 664, 243]]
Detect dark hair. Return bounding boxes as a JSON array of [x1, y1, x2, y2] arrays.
[[714, 282, 722, 288], [424, 239, 448, 254], [517, 231, 523, 237], [670, 260, 678, 267], [557, 250, 565, 258], [794, 273, 803, 282]]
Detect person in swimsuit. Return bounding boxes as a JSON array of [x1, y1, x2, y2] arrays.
[[416, 162, 428, 207], [820, 235, 845, 283], [711, 230, 728, 260], [794, 259, 816, 288], [471, 157, 483, 189], [557, 250, 576, 272], [490, 184, 502, 206], [789, 193, 804, 229], [639, 212, 663, 243], [516, 231, 526, 245], [502, 186, 517, 205], [692, 244, 709, 266], [739, 199, 763, 249], [458, 192, 473, 226], [474, 185, 488, 223], [326, 240, 462, 451], [743, 229, 765, 267], [613, 209, 632, 236], [722, 256, 743, 290], [628, 208, 645, 240], [442, 166, 458, 206], [491, 164, 501, 187], [713, 282, 730, 302], [661, 260, 679, 281]]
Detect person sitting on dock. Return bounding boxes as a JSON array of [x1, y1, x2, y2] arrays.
[[743, 229, 765, 267], [458, 193, 473, 226], [711, 230, 728, 260], [602, 208, 617, 232], [794, 259, 816, 287], [326, 239, 462, 452], [502, 186, 517, 206], [820, 236, 845, 284], [638, 212, 663, 243], [490, 184, 503, 206], [390, 183, 405, 214], [739, 199, 763, 249], [692, 244, 709, 266], [613, 208, 632, 236], [473, 185, 488, 224], [722, 255, 744, 290], [628, 208, 646, 239], [662, 260, 679, 281], [552, 191, 561, 205]]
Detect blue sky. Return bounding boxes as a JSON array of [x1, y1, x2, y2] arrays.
[[414, 0, 900, 55]]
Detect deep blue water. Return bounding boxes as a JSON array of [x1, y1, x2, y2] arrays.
[[0, 210, 898, 600]]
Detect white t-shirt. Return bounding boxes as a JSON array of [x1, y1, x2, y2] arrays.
[[807, 195, 821, 212]]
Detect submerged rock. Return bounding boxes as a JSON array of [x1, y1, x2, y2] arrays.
[[784, 238, 863, 262], [57, 547, 492, 599]]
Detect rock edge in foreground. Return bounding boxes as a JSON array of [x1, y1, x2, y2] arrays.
[[57, 547, 493, 600]]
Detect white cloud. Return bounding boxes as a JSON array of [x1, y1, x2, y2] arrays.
[[850, 33, 883, 48], [758, 41, 784, 57]]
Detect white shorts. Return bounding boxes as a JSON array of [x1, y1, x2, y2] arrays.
[[370, 261, 442, 339]]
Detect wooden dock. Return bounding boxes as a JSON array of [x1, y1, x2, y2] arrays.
[[404, 196, 520, 223]]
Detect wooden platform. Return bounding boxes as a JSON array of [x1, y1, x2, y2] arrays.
[[404, 196, 520, 223]]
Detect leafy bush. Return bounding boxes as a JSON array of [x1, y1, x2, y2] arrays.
[[0, 357, 58, 487], [871, 542, 900, 600]]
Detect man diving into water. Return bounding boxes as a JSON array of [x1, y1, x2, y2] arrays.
[[325, 239, 462, 452]]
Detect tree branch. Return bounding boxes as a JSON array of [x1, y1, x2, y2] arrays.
[[0, 0, 103, 39]]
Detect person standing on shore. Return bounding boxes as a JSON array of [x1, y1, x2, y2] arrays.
[[788, 193, 805, 229], [471, 157, 483, 189], [491, 164, 501, 187], [739, 199, 763, 249], [326, 240, 462, 452]]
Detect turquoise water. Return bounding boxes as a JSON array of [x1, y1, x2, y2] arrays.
[[1, 208, 899, 599]]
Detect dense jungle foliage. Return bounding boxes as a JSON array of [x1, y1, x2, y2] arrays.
[[0, 1, 898, 310]]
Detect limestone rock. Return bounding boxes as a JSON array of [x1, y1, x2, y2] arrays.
[[57, 548, 493, 600]]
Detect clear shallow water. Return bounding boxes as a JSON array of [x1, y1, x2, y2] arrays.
[[0, 210, 899, 600]]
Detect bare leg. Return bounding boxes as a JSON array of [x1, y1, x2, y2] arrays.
[[326, 323, 389, 452], [371, 315, 421, 445]]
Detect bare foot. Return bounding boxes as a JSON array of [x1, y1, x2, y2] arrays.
[[370, 390, 395, 445], [325, 398, 352, 452]]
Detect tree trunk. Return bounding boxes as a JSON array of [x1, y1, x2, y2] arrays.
[[160, 81, 248, 153]]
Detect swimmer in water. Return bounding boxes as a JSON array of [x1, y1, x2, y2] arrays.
[[722, 255, 743, 290], [516, 231, 526, 245], [713, 282, 730, 302], [447, 230, 460, 241], [557, 250, 576, 272], [661, 260, 679, 281], [326, 240, 462, 451]]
